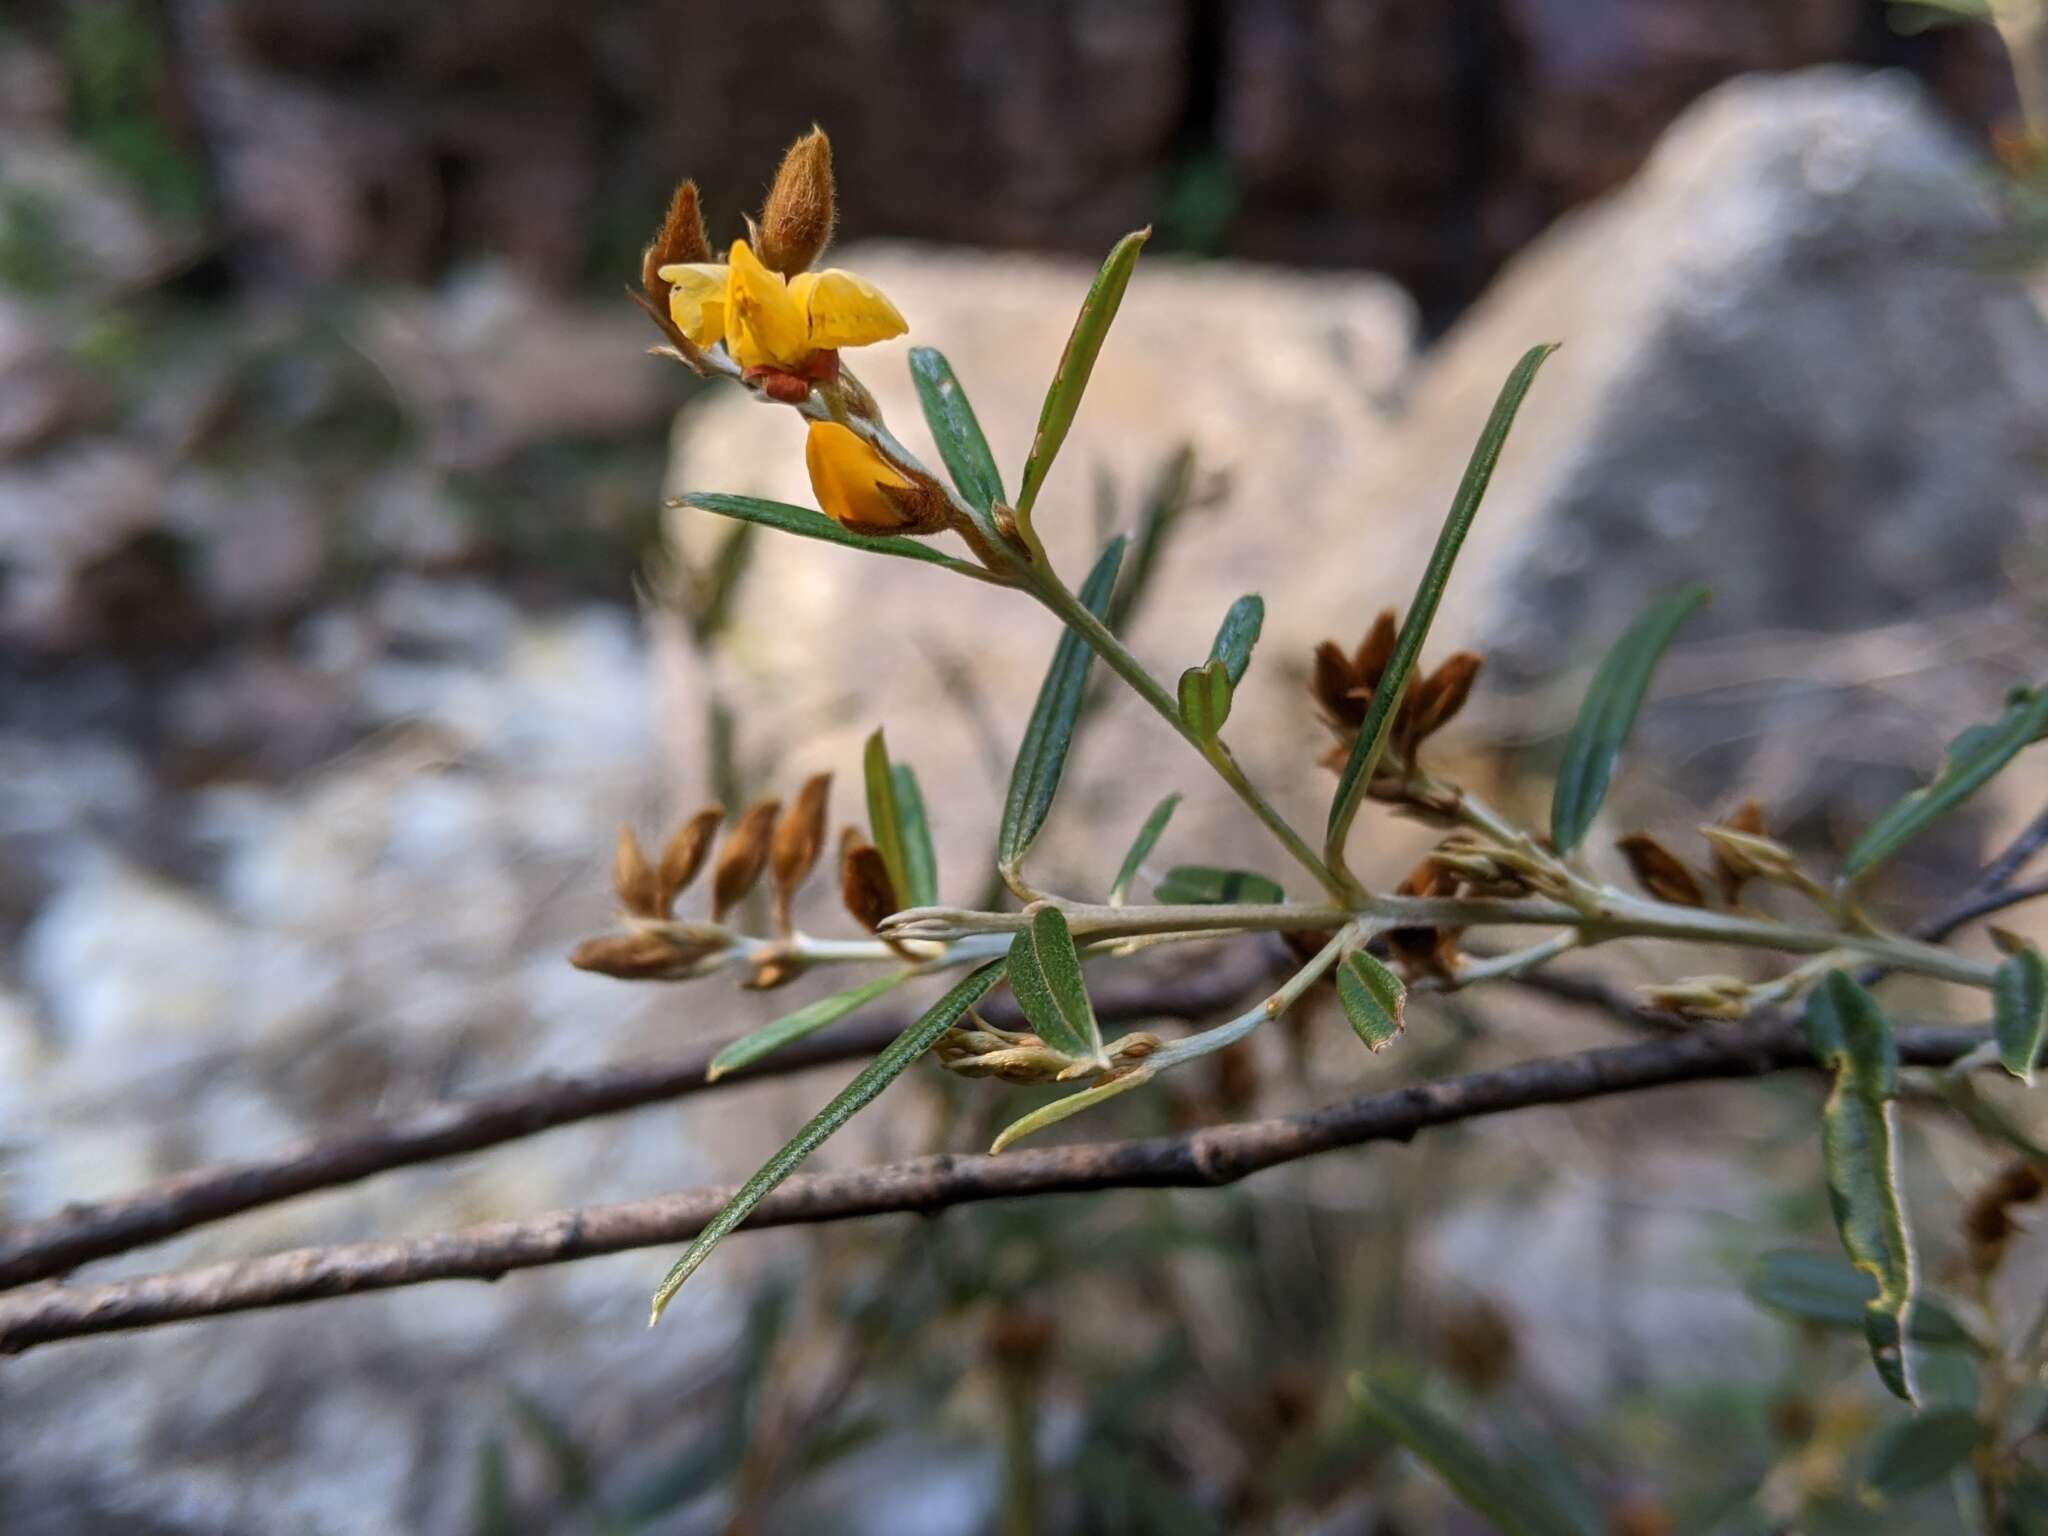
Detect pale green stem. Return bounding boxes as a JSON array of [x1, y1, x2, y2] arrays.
[[887, 894, 1995, 990], [1024, 565, 1347, 901], [1145, 927, 1356, 1072], [1435, 932, 1582, 989]]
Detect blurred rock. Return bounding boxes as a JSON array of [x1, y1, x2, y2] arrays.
[[660, 244, 1421, 894], [1340, 68, 2048, 846]]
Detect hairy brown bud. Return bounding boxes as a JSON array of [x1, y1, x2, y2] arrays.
[[755, 127, 836, 276], [657, 805, 726, 914], [839, 828, 900, 932], [612, 825, 661, 917], [769, 773, 832, 930], [1617, 834, 1708, 908], [712, 799, 782, 922], [642, 178, 710, 309]]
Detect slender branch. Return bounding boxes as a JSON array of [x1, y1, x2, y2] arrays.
[[0, 941, 1285, 1293], [0, 1017, 1997, 1356], [1024, 566, 1347, 900]]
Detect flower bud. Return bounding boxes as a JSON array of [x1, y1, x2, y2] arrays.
[[642, 178, 711, 311], [805, 421, 951, 536], [756, 127, 836, 276]]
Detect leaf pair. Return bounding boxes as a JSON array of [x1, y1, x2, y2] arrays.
[[862, 730, 939, 910], [1177, 594, 1264, 740]]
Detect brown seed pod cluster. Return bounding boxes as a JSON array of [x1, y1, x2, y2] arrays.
[[1386, 858, 1466, 982], [572, 769, 944, 988], [1310, 608, 1482, 796], [1615, 799, 1819, 915]]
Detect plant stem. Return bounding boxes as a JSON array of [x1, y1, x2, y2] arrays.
[[1025, 564, 1347, 901], [1145, 926, 1356, 1071]]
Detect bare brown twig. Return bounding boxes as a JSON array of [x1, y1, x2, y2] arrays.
[[0, 941, 1285, 1292], [0, 1017, 1996, 1355]]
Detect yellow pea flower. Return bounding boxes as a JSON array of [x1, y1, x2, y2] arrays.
[[660, 239, 906, 375], [805, 421, 946, 536]]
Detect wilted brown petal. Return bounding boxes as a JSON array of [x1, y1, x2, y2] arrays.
[[1709, 797, 1769, 907], [658, 805, 727, 914], [1617, 834, 1708, 908], [770, 773, 833, 929], [1311, 640, 1364, 731], [612, 826, 661, 918], [1408, 651, 1483, 746], [712, 798, 782, 922], [1353, 609, 1399, 685], [839, 828, 899, 932]]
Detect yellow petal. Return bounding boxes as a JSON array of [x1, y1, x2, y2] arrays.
[[724, 239, 809, 370], [805, 421, 914, 532], [661, 262, 729, 347], [793, 267, 908, 350]]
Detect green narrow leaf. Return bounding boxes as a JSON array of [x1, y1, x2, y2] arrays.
[[1176, 659, 1233, 738], [1547, 584, 1712, 854], [1006, 905, 1105, 1062], [1351, 1378, 1589, 1536], [1326, 343, 1558, 864], [1337, 949, 1407, 1051], [990, 1068, 1155, 1154], [1016, 227, 1151, 521], [890, 763, 939, 908], [706, 970, 918, 1082], [675, 492, 988, 581], [908, 346, 1005, 515], [1843, 686, 2048, 883], [1995, 945, 2048, 1085], [1861, 1409, 1986, 1503], [1743, 1250, 1976, 1349], [1806, 970, 1918, 1403], [649, 962, 1005, 1322], [1110, 793, 1182, 904], [1152, 866, 1285, 905], [863, 729, 912, 907], [997, 536, 1127, 871], [1208, 594, 1264, 685]]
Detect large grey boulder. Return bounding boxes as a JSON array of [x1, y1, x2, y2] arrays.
[[1333, 67, 2048, 844]]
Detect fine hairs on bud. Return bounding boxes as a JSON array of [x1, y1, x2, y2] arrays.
[[756, 127, 836, 276], [642, 178, 711, 309]]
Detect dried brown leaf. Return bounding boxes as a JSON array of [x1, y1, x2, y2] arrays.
[[612, 826, 660, 917], [839, 827, 899, 933]]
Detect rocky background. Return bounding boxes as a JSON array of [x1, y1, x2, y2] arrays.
[[2, 3, 2046, 1533]]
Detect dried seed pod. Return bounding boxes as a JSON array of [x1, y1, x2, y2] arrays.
[[658, 805, 726, 914], [770, 773, 833, 930], [839, 827, 899, 932], [755, 126, 836, 276], [711, 799, 782, 921], [612, 826, 661, 917], [570, 928, 728, 981], [1617, 834, 1708, 908], [642, 177, 710, 309]]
